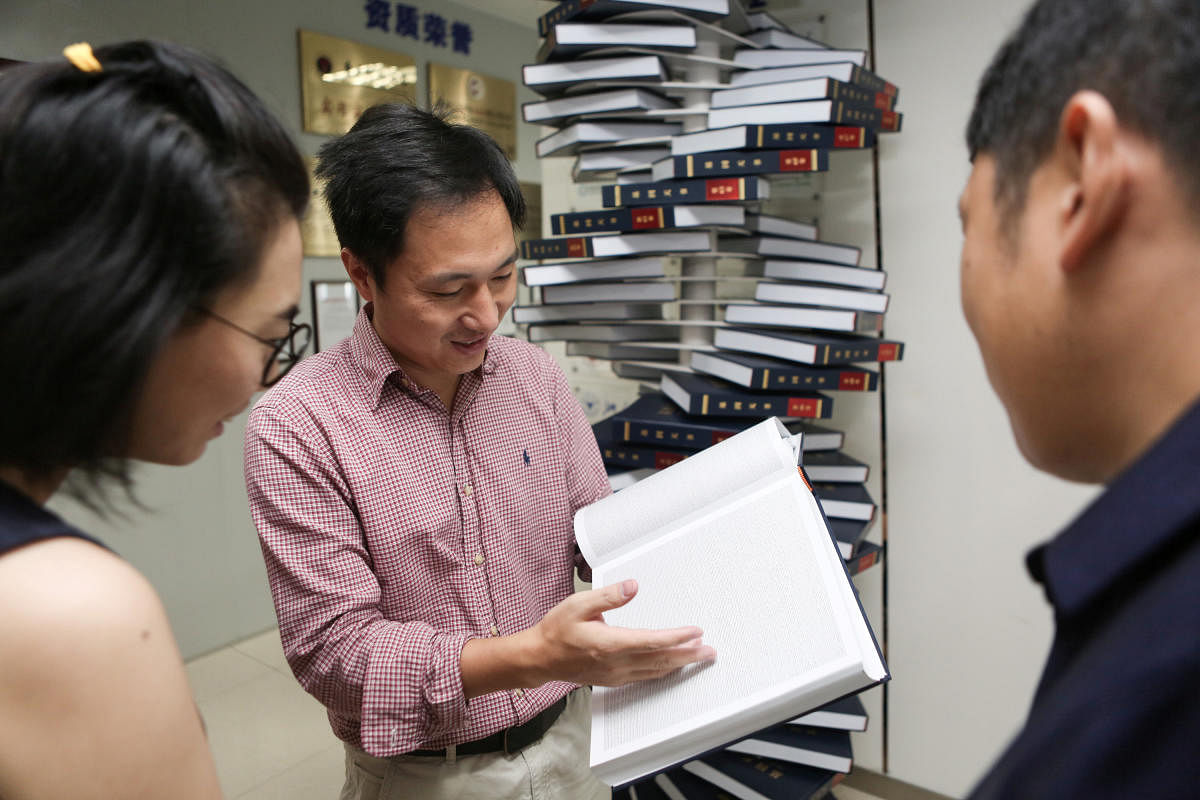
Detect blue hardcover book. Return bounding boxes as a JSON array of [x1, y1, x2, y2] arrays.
[[652, 148, 830, 181], [596, 438, 691, 471], [602, 176, 771, 208], [612, 394, 844, 452], [813, 482, 876, 522], [845, 540, 883, 576], [801, 451, 869, 484], [671, 123, 876, 157], [829, 517, 875, 559], [691, 350, 878, 392], [713, 328, 905, 366], [661, 370, 833, 419], [550, 204, 744, 235], [790, 694, 868, 731], [726, 725, 853, 773], [683, 751, 840, 799]]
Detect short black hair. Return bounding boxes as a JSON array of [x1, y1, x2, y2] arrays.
[[967, 0, 1200, 220], [0, 40, 308, 497], [315, 103, 526, 288]]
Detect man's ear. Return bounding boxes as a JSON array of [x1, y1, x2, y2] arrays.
[[1056, 90, 1131, 272], [341, 248, 375, 303]]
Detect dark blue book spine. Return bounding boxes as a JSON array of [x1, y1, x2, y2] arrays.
[[613, 416, 738, 450], [520, 236, 595, 260], [746, 123, 876, 150], [551, 206, 679, 235], [667, 148, 830, 179], [602, 177, 766, 208], [741, 364, 878, 392], [597, 440, 690, 470]]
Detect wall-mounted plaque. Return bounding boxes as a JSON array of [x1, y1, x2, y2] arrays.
[[427, 62, 517, 160], [299, 29, 417, 136], [300, 158, 341, 257]]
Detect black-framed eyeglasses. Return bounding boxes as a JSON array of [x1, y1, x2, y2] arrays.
[[194, 307, 312, 388]]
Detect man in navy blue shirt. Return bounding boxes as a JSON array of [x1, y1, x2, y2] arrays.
[[959, 0, 1200, 796]]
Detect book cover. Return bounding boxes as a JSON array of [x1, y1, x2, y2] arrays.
[[542, 280, 677, 304], [520, 230, 713, 260], [566, 341, 698, 360], [521, 255, 670, 287], [801, 451, 870, 484], [523, 87, 677, 124], [845, 540, 883, 576], [789, 694, 868, 731], [523, 54, 667, 93], [602, 176, 771, 207], [729, 60, 898, 98], [755, 281, 890, 314], [597, 438, 693, 470], [830, 517, 875, 560], [761, 259, 886, 290], [550, 204, 745, 235], [539, 22, 699, 62], [725, 725, 853, 773], [710, 77, 891, 111], [611, 394, 845, 451], [722, 303, 883, 336], [576, 419, 887, 785], [812, 482, 876, 521], [671, 123, 874, 157], [690, 350, 879, 391], [527, 323, 681, 343], [537, 120, 682, 157], [511, 302, 664, 324], [661, 370, 832, 419], [712, 328, 905, 365], [707, 100, 901, 132], [652, 148, 830, 181], [744, 213, 819, 241], [732, 47, 867, 68], [682, 751, 841, 799], [719, 235, 861, 265]]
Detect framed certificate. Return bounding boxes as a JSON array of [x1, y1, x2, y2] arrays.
[[310, 280, 361, 352]]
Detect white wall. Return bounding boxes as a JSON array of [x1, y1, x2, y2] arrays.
[[873, 2, 1100, 796], [3, 0, 541, 659]]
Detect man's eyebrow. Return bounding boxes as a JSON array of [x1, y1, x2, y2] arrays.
[[430, 250, 520, 283]]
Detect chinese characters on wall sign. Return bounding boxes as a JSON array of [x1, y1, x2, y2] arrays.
[[364, 1, 473, 55]]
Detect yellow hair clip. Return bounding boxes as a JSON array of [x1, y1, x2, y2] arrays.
[[63, 42, 102, 73]]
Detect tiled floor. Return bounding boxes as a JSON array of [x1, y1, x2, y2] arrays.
[[186, 628, 888, 799]]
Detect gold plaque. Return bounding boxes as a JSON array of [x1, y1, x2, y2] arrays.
[[299, 29, 417, 136], [300, 158, 341, 257], [428, 62, 517, 160]]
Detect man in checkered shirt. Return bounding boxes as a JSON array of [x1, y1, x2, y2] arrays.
[[243, 104, 715, 800]]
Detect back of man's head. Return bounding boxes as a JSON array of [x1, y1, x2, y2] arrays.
[[967, 0, 1200, 225], [316, 104, 526, 288]]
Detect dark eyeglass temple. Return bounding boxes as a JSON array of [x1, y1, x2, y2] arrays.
[[262, 322, 313, 388]]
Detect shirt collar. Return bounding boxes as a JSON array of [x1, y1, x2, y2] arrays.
[[347, 303, 507, 409], [1029, 396, 1200, 618]]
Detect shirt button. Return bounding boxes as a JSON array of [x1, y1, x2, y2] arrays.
[[514, 688, 524, 698], [463, 484, 473, 497], [474, 553, 484, 565], [490, 625, 499, 636]]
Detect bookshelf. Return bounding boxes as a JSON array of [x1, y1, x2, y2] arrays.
[[521, 0, 898, 791]]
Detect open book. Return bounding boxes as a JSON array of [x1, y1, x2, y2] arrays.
[[574, 418, 888, 787]]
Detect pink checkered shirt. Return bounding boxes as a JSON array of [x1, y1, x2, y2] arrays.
[[243, 306, 610, 756]]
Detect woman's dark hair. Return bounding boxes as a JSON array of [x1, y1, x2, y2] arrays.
[[0, 40, 309, 497], [315, 103, 526, 288]]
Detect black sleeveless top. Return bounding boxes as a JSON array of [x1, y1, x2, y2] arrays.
[[0, 480, 103, 556]]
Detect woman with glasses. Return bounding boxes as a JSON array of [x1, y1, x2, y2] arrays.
[[0, 40, 309, 797]]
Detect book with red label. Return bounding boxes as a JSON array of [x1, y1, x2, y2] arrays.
[[711, 77, 894, 112], [520, 229, 713, 260], [690, 350, 878, 391], [713, 328, 905, 365], [845, 540, 883, 575], [601, 176, 771, 207], [652, 148, 830, 181], [660, 370, 833, 419], [596, 438, 692, 471], [671, 123, 875, 157], [550, 204, 745, 235], [611, 394, 844, 452]]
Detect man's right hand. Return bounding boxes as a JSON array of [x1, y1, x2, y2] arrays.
[[459, 579, 716, 698]]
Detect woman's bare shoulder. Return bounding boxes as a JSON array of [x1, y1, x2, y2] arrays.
[[0, 537, 222, 798]]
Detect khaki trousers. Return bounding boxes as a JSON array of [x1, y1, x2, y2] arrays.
[[339, 689, 611, 800]]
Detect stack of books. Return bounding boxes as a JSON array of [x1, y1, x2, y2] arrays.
[[523, 2, 902, 794]]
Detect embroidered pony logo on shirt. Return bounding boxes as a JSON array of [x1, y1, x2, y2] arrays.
[[523, 449, 531, 466]]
